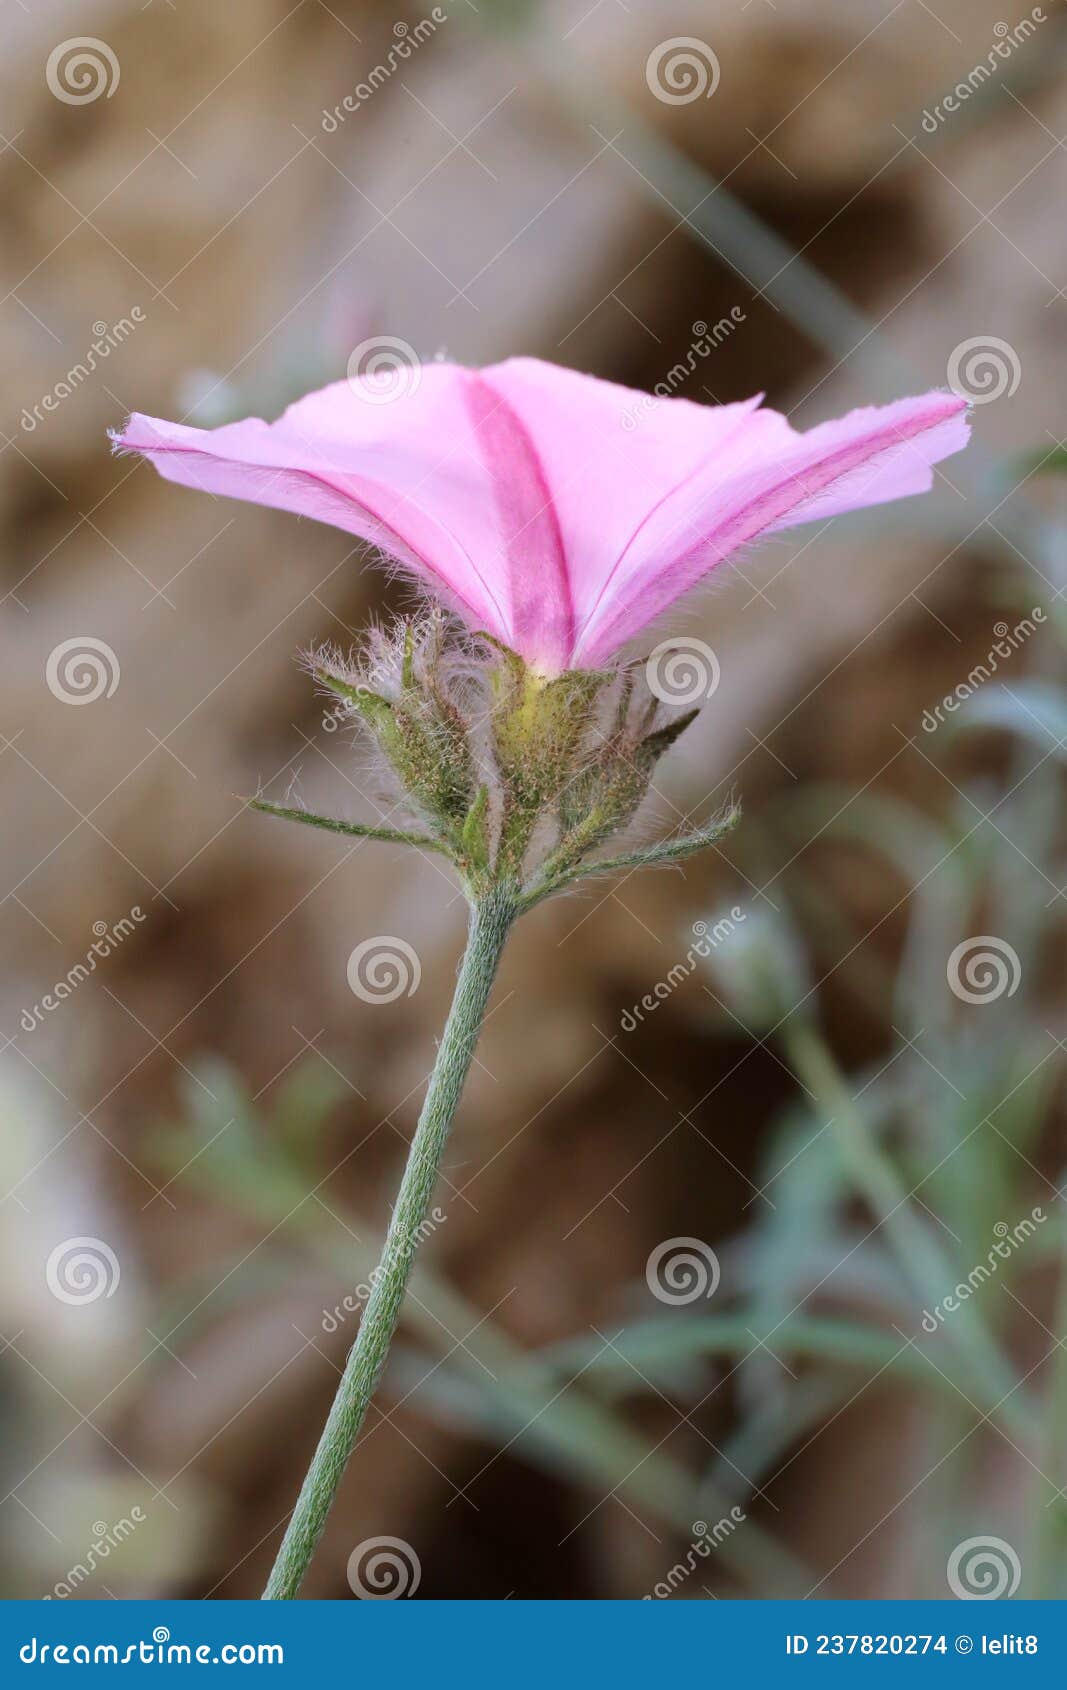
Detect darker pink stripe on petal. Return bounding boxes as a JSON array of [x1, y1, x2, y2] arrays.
[[463, 371, 575, 671]]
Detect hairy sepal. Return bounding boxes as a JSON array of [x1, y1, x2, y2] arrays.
[[258, 617, 736, 906]]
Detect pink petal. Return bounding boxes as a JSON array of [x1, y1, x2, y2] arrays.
[[483, 358, 783, 640], [114, 369, 516, 648], [573, 390, 970, 664], [116, 361, 971, 676]]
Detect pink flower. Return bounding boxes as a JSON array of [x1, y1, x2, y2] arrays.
[[114, 359, 969, 674]]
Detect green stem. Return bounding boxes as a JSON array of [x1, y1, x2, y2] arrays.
[[262, 884, 517, 1599], [782, 1019, 1037, 1447]]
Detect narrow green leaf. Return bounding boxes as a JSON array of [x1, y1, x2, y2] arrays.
[[540, 1312, 956, 1397], [246, 798, 452, 856], [525, 804, 741, 905]]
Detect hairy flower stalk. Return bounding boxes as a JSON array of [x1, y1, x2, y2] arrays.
[[115, 352, 971, 1598], [263, 879, 516, 1601], [256, 623, 737, 1598]]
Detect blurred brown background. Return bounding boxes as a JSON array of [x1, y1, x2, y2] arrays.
[[2, 0, 1064, 1600]]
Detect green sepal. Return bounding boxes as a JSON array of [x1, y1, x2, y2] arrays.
[[315, 658, 474, 835], [521, 803, 741, 910], [247, 798, 453, 857], [314, 668, 395, 736], [400, 621, 417, 692], [460, 783, 492, 872], [552, 705, 701, 874], [486, 643, 612, 872], [639, 706, 700, 760]]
